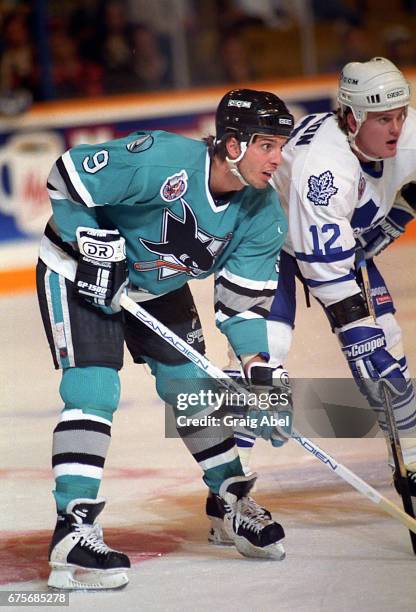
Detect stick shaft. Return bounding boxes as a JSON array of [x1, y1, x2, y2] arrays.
[[292, 432, 416, 534], [356, 250, 416, 552], [120, 293, 416, 536]]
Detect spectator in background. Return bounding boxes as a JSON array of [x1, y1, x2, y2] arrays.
[[70, 0, 102, 64], [218, 30, 257, 83], [383, 25, 416, 68], [127, 0, 194, 37], [0, 10, 37, 108], [324, 23, 370, 73], [127, 0, 195, 90], [230, 0, 292, 29], [129, 23, 172, 91], [100, 0, 133, 93], [402, 0, 416, 14], [312, 0, 362, 25], [49, 18, 103, 99]]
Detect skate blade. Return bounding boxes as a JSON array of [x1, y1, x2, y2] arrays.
[[234, 536, 286, 561], [208, 527, 234, 546], [48, 565, 129, 591], [208, 518, 234, 546]]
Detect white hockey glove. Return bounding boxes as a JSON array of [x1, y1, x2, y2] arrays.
[[75, 227, 128, 314], [339, 318, 407, 403], [243, 363, 293, 447], [356, 185, 416, 259]]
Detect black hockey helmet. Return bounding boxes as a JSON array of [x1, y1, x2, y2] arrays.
[[215, 88, 294, 143]]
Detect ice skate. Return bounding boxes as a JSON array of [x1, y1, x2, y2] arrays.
[[206, 490, 272, 546], [393, 464, 416, 516], [206, 491, 234, 545], [48, 498, 130, 590], [218, 474, 285, 560], [389, 441, 416, 515]]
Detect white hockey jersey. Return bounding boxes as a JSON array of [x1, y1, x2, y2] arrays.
[[271, 108, 416, 306]]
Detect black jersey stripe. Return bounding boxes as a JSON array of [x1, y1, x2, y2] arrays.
[[215, 275, 276, 298], [193, 436, 235, 463], [214, 301, 239, 318], [215, 301, 271, 319], [56, 157, 85, 205], [250, 305, 270, 318], [45, 223, 79, 260]]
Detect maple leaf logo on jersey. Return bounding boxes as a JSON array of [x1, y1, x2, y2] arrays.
[[307, 171, 338, 206], [135, 200, 232, 279]]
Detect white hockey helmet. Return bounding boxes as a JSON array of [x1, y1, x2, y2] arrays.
[[338, 56, 410, 123], [337, 57, 411, 160]]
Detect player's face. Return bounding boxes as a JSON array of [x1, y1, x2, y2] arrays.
[[353, 107, 407, 159], [238, 135, 287, 188]]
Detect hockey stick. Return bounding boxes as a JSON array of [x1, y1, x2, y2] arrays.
[[119, 292, 416, 537], [356, 249, 416, 553]]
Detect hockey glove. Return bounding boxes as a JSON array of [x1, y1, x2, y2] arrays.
[[244, 363, 293, 447], [75, 227, 128, 314], [339, 318, 407, 404], [356, 186, 416, 259]]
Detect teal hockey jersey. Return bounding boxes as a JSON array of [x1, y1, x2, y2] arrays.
[[40, 130, 287, 357]]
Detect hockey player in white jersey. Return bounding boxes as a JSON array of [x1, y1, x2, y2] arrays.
[[265, 57, 416, 509], [214, 56, 416, 546]]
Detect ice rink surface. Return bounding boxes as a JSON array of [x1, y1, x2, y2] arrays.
[[1, 244, 415, 611]]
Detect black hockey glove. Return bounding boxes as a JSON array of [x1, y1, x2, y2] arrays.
[[244, 363, 293, 447], [75, 227, 128, 314]]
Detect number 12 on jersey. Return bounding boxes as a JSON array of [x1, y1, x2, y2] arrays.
[[309, 224, 341, 256]]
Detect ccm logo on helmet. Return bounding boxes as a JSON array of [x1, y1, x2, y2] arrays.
[[83, 242, 115, 259], [387, 88, 405, 99], [341, 76, 359, 85], [227, 99, 252, 108], [346, 336, 385, 358]]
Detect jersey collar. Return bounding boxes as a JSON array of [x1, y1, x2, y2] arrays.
[[205, 151, 231, 212], [359, 159, 384, 178]]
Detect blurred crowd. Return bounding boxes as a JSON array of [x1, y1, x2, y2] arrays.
[[0, 0, 416, 111]]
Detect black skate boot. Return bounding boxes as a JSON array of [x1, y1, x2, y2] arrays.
[[206, 490, 272, 546], [48, 498, 130, 590], [219, 474, 285, 560], [393, 468, 416, 515]]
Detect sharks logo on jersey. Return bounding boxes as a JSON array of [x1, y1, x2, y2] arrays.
[[307, 170, 338, 206], [135, 200, 232, 279]]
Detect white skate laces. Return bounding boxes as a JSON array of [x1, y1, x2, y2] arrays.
[[75, 522, 113, 555], [219, 474, 286, 560], [206, 490, 272, 546], [228, 498, 268, 535], [246, 496, 271, 520], [48, 498, 130, 590]]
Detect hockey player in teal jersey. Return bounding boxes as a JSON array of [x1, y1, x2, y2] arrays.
[[36, 89, 294, 589]]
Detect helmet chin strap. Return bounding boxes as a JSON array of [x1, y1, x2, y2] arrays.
[[347, 106, 407, 162], [346, 110, 384, 162], [226, 141, 249, 186], [348, 128, 384, 163]]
